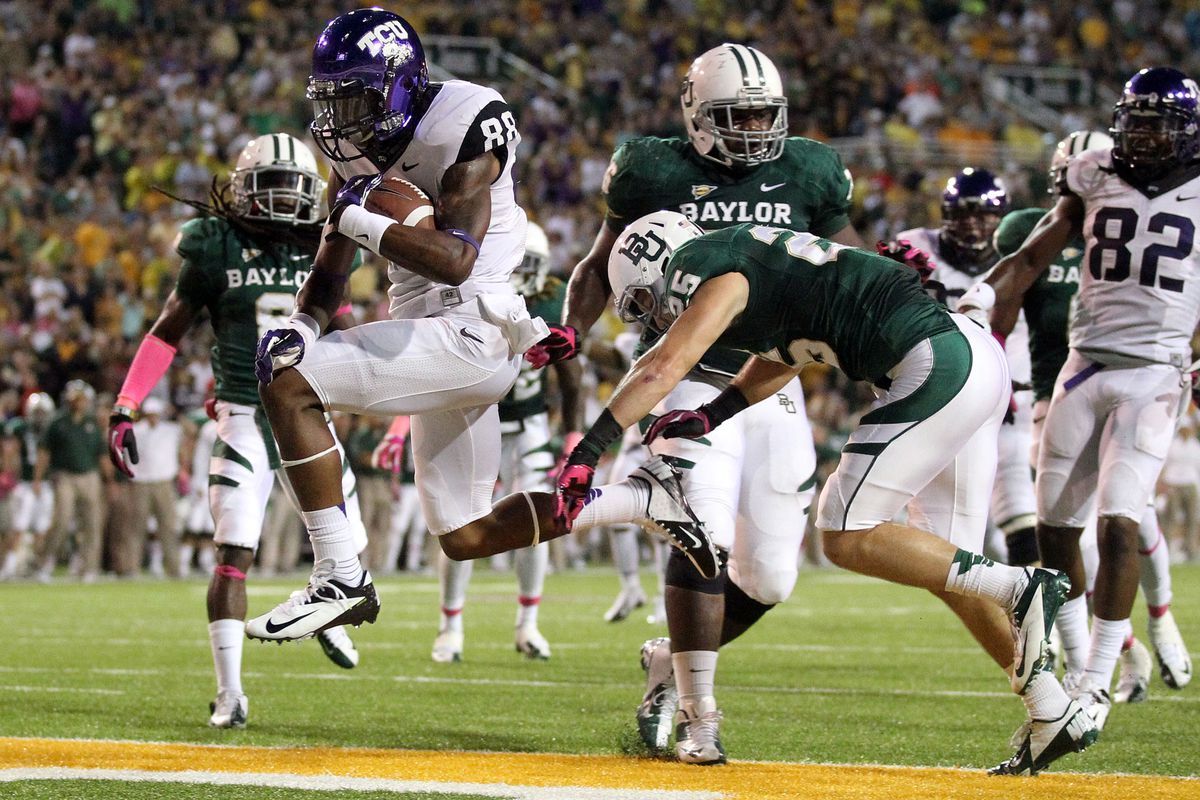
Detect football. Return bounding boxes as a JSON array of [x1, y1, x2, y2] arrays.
[[364, 177, 436, 229]]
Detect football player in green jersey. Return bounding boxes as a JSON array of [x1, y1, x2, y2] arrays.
[[1, 393, 56, 580], [554, 210, 1098, 775], [432, 222, 584, 663], [982, 130, 1191, 705], [106, 133, 367, 729], [534, 43, 866, 764]]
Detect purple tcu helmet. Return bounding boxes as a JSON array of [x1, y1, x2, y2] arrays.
[[307, 8, 430, 168], [1111, 67, 1200, 183], [940, 167, 1008, 273]]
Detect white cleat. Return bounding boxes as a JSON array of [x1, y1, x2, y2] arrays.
[[245, 559, 379, 642], [1149, 609, 1193, 689], [636, 637, 676, 754], [515, 624, 551, 660], [208, 690, 248, 729], [629, 457, 719, 580], [1113, 637, 1151, 704], [989, 699, 1098, 775], [674, 695, 726, 765], [432, 629, 464, 663], [317, 625, 360, 669], [604, 584, 647, 623], [1069, 675, 1113, 731]]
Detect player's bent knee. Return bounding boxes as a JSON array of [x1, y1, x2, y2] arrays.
[[215, 544, 254, 572], [740, 568, 796, 606], [437, 528, 478, 562], [666, 547, 726, 594], [821, 529, 856, 568]]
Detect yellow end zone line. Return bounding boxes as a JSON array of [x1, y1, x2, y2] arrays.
[[0, 737, 1196, 800]]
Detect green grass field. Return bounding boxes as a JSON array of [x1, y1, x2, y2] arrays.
[[1, 563, 1197, 798]]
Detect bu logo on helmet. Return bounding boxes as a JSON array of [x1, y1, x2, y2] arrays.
[[618, 231, 667, 266], [357, 20, 411, 57]]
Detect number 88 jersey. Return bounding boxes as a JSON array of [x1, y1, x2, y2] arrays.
[[1064, 147, 1200, 367]]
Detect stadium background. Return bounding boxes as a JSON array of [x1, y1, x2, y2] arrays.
[[0, 1, 1198, 797]]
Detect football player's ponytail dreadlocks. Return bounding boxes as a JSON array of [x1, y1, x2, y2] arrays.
[[156, 178, 325, 255]]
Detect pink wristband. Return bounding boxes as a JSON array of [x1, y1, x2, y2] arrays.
[[117, 334, 177, 409], [335, 302, 354, 317]]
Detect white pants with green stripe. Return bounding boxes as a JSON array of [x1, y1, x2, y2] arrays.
[[209, 401, 365, 553], [816, 315, 1009, 549], [649, 376, 815, 605]]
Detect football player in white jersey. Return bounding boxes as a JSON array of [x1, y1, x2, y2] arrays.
[[895, 169, 1041, 568], [984, 67, 1200, 730], [247, 9, 716, 644]]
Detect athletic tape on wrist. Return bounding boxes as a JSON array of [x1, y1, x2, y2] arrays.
[[337, 204, 393, 255]]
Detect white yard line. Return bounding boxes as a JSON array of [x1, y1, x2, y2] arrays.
[[0, 685, 123, 695], [0, 767, 724, 800]]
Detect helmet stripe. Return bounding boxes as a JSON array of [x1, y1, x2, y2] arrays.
[[726, 44, 755, 89], [272, 134, 281, 162], [745, 47, 767, 88], [285, 134, 295, 164]]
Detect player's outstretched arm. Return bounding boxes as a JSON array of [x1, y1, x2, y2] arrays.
[[295, 221, 360, 332], [984, 195, 1083, 337], [564, 223, 621, 336]]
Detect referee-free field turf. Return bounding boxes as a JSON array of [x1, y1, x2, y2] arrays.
[[1, 564, 1197, 799]]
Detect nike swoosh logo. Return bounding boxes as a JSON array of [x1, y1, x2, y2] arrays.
[[264, 610, 319, 634], [1177, 194, 1198, 202], [760, 182, 785, 192], [460, 327, 484, 344], [402, 162, 420, 171]]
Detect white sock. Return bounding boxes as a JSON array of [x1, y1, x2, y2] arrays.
[[179, 543, 194, 575], [673, 650, 718, 710], [1056, 595, 1091, 675], [1138, 506, 1173, 609], [514, 542, 547, 608], [1020, 670, 1070, 720], [943, 550, 1028, 607], [572, 481, 647, 531], [209, 619, 244, 695], [440, 607, 464, 634], [439, 549, 473, 611], [610, 525, 641, 579], [1085, 616, 1129, 691], [516, 596, 540, 628], [302, 506, 362, 585]]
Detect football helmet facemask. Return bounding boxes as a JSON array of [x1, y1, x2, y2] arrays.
[[512, 221, 551, 297], [307, 8, 430, 169], [231, 133, 326, 226], [607, 211, 704, 331], [681, 44, 788, 168], [1111, 67, 1200, 184]]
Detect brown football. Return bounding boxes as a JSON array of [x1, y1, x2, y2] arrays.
[[363, 177, 435, 228]]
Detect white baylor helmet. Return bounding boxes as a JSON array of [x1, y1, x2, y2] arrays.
[[231, 133, 327, 225], [681, 43, 788, 168], [22, 391, 55, 422], [607, 211, 703, 329], [1049, 130, 1113, 187], [512, 221, 551, 296]]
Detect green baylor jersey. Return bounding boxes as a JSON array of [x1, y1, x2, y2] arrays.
[[662, 225, 956, 383], [994, 208, 1082, 401], [500, 278, 566, 422], [174, 217, 360, 406], [3, 418, 39, 481], [604, 136, 853, 376]]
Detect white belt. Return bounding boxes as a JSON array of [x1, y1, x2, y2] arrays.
[[391, 279, 486, 319]]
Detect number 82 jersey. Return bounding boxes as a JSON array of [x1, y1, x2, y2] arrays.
[[1063, 148, 1200, 367]]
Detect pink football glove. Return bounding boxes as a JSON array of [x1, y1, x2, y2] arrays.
[[525, 324, 580, 368], [554, 462, 595, 531], [876, 239, 935, 284]]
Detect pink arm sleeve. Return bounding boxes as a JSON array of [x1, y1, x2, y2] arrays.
[[116, 334, 177, 409], [386, 415, 411, 440]]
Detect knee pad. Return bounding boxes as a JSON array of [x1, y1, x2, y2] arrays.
[[665, 546, 726, 595], [1005, 526, 1040, 566], [723, 577, 774, 628]]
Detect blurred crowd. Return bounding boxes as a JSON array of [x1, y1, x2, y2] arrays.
[[2, 0, 1200, 579]]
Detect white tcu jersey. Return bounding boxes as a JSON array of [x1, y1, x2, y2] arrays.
[[333, 80, 528, 318], [1064, 149, 1200, 367], [899, 226, 1031, 384]]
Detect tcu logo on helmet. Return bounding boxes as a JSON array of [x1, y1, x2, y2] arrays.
[[357, 20, 410, 57], [617, 231, 667, 266]]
